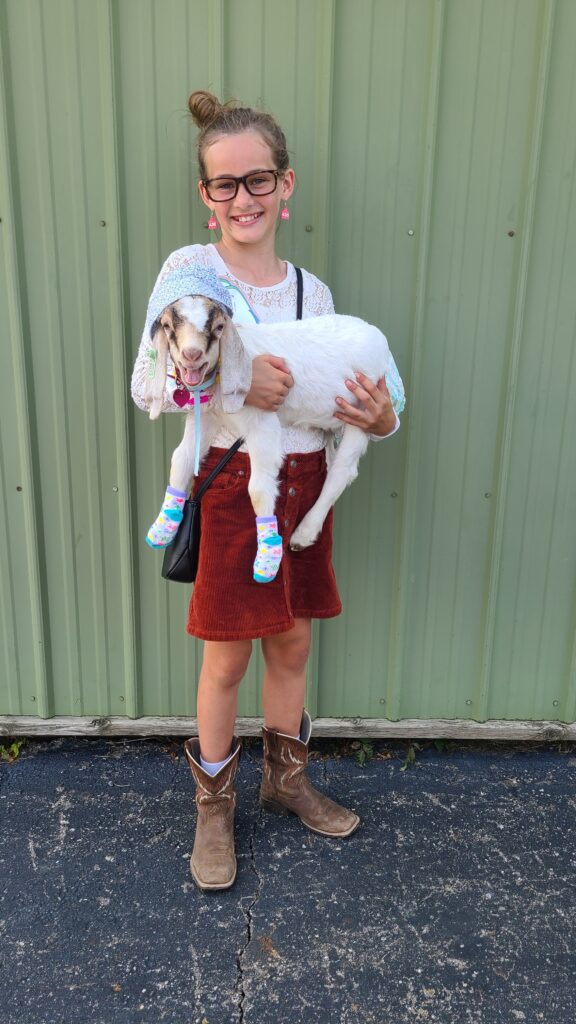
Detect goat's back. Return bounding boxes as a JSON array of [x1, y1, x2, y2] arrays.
[[235, 315, 391, 429]]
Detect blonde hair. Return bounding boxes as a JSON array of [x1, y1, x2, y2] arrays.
[[188, 90, 290, 178]]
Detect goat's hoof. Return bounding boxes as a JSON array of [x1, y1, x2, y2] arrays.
[[289, 527, 319, 551]]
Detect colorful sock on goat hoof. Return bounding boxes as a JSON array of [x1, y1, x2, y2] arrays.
[[146, 487, 187, 548], [253, 516, 283, 582]]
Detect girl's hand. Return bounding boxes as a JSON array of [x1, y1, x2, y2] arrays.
[[334, 372, 397, 436], [245, 354, 294, 410]]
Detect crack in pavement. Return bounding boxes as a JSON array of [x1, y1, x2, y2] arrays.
[[235, 806, 264, 1023]]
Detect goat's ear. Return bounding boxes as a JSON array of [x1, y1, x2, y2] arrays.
[[148, 319, 169, 420], [218, 320, 252, 414]]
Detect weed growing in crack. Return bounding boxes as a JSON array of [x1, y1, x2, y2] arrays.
[[350, 740, 374, 767], [400, 741, 422, 771], [0, 738, 25, 763]]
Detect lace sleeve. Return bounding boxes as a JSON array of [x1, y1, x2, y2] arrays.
[[302, 271, 335, 317], [130, 246, 212, 414]]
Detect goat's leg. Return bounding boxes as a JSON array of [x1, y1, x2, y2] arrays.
[[146, 410, 218, 548], [232, 411, 285, 582], [290, 425, 369, 550], [240, 411, 283, 518], [169, 409, 218, 492]]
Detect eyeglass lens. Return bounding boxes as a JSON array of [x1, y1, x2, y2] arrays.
[[205, 171, 278, 201]]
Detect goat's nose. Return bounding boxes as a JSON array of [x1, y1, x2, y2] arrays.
[[181, 346, 204, 364]]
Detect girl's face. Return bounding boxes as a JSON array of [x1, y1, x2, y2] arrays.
[[198, 130, 294, 249]]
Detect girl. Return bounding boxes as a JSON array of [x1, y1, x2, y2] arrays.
[[132, 90, 400, 891]]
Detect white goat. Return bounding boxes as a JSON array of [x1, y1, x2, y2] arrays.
[[149, 296, 400, 550]]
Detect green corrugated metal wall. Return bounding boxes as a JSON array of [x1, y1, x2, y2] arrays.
[[1, 0, 575, 726]]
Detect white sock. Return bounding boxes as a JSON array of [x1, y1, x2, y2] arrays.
[[200, 749, 236, 776]]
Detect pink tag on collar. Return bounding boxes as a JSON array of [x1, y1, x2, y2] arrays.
[[172, 388, 190, 408], [172, 389, 213, 409]]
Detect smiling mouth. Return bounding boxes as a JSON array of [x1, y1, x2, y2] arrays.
[[231, 212, 263, 225], [179, 361, 208, 387]]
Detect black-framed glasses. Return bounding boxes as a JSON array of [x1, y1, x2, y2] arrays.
[[201, 169, 283, 202]]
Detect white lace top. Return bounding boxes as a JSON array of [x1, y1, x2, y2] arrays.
[[131, 243, 334, 454]]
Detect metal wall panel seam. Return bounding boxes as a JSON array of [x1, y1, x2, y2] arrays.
[[385, 0, 446, 719], [34, 0, 87, 713], [310, 0, 335, 283], [23, 0, 89, 716], [306, 0, 336, 721], [412, 1, 485, 720], [0, 26, 22, 707], [62, 0, 110, 715], [538, 36, 576, 722], [207, 0, 225, 100], [0, 452, 19, 709], [98, 0, 138, 715], [0, 19, 49, 712], [302, 0, 335, 717], [351, 0, 375, 311], [442, 0, 522, 717], [565, 574, 576, 721], [130, 2, 179, 706], [528, 84, 576, 718], [150, 2, 163, 274], [477, 0, 557, 716], [369, 0, 406, 322]]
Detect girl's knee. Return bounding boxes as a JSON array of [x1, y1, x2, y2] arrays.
[[201, 639, 253, 689], [262, 621, 311, 675]]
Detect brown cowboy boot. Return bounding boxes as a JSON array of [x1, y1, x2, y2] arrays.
[[184, 737, 241, 890], [260, 710, 360, 837]]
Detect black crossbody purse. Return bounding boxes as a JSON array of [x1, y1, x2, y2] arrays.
[[162, 438, 244, 583], [161, 268, 303, 584]]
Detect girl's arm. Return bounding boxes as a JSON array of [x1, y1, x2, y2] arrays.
[[321, 281, 403, 438], [335, 373, 401, 437]]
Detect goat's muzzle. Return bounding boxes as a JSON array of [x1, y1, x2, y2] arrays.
[[178, 359, 209, 387]]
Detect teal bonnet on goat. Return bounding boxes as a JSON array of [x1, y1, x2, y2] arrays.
[[144, 263, 253, 418], [145, 264, 234, 336]]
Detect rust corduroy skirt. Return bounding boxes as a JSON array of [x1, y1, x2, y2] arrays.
[[186, 447, 342, 641]]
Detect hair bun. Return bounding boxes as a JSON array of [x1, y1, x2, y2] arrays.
[[188, 91, 289, 178], [188, 90, 236, 129]]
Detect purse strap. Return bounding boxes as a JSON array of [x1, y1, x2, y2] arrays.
[[295, 266, 303, 320], [194, 437, 244, 500]]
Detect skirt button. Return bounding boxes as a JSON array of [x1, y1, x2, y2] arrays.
[[288, 487, 296, 497]]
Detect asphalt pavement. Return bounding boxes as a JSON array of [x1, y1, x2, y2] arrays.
[[1, 735, 575, 1023]]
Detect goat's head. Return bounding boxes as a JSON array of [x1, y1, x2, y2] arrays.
[[148, 295, 228, 419]]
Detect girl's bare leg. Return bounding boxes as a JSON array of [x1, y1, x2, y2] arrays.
[[261, 618, 311, 735], [259, 617, 360, 837], [196, 639, 253, 762]]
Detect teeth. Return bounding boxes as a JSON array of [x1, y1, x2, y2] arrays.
[[235, 214, 260, 223]]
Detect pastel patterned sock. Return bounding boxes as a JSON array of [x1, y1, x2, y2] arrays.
[[146, 486, 187, 548], [253, 516, 283, 583]]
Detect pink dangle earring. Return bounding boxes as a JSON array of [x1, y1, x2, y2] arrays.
[[207, 211, 218, 230], [280, 202, 290, 221]]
